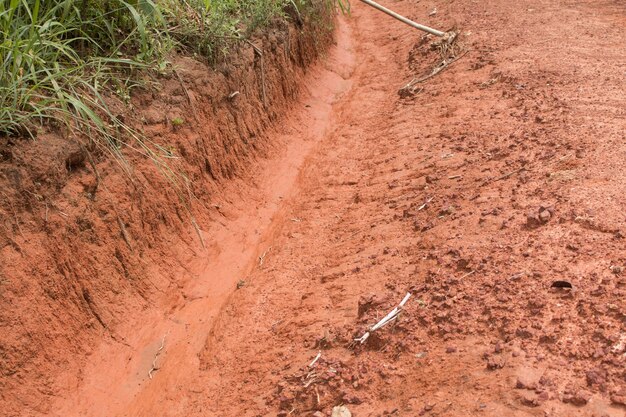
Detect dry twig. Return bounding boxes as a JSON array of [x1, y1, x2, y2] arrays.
[[148, 334, 167, 379], [246, 40, 267, 107], [308, 351, 322, 368], [259, 246, 272, 266], [417, 196, 434, 211], [355, 292, 412, 344]]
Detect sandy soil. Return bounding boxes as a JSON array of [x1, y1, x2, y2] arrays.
[[5, 0, 626, 416]]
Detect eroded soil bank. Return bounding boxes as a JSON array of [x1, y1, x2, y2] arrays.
[[0, 8, 335, 416], [3, 0, 626, 416]]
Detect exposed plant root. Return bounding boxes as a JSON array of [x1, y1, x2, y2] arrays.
[[148, 334, 167, 380]]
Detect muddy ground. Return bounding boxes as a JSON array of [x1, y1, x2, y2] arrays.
[[3, 0, 626, 416]]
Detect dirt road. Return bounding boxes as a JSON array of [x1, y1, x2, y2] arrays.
[[55, 0, 625, 416]]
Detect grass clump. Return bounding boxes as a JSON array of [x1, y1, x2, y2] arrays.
[[0, 0, 348, 190]]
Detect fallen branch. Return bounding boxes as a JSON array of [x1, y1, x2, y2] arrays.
[[359, 0, 446, 37], [355, 292, 412, 344]]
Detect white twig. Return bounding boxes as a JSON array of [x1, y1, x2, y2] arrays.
[[308, 351, 322, 368], [148, 334, 167, 379], [259, 246, 272, 266], [417, 197, 434, 211], [355, 292, 412, 344]]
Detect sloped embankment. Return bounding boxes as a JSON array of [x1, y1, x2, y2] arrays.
[[0, 10, 332, 415]]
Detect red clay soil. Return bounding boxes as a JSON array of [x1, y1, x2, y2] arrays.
[[3, 0, 626, 416], [0, 11, 332, 416]]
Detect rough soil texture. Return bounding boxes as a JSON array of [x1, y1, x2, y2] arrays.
[[0, 10, 333, 416], [3, 0, 626, 416]]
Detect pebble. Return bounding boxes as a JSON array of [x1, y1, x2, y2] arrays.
[[585, 367, 606, 387], [538, 209, 551, 222], [526, 206, 554, 227], [563, 389, 591, 406], [610, 388, 626, 406], [516, 375, 537, 390], [486, 356, 505, 370], [519, 393, 540, 407], [526, 213, 542, 228], [331, 406, 351, 417]]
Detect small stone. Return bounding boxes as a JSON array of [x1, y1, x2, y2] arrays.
[[586, 367, 606, 387], [537, 391, 550, 401], [539, 375, 552, 386], [343, 393, 361, 404], [446, 346, 457, 353], [538, 209, 551, 223], [312, 412, 325, 417], [526, 213, 542, 228], [610, 388, 626, 406], [331, 406, 351, 417], [516, 375, 537, 390], [486, 356, 505, 370], [592, 348, 606, 359], [519, 393, 540, 407], [563, 389, 591, 406]]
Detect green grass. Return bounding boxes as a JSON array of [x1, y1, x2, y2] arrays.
[[0, 0, 348, 204], [0, 0, 349, 135]]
